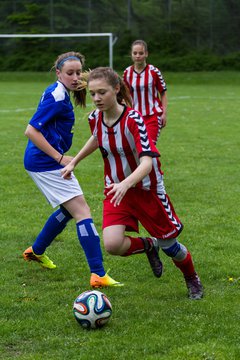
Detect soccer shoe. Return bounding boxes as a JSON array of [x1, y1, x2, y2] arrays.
[[23, 246, 56, 269], [184, 272, 203, 300], [141, 237, 163, 278], [90, 271, 124, 288]]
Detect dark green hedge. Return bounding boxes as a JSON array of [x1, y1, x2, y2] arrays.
[[1, 37, 240, 72]]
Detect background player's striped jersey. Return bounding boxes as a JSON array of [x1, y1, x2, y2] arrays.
[[123, 64, 167, 116], [88, 106, 165, 193]]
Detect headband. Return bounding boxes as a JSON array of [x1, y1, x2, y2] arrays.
[[56, 56, 81, 69]]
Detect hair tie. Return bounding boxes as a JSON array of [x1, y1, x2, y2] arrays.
[[58, 154, 64, 164], [57, 56, 81, 70]]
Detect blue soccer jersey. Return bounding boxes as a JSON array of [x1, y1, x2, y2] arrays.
[[24, 81, 75, 172]]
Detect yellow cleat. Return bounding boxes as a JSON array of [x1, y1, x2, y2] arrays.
[[90, 271, 123, 288], [23, 246, 56, 269]]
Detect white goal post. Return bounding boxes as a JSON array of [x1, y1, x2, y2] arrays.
[[0, 33, 117, 68]]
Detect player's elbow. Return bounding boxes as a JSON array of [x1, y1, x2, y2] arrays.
[[24, 124, 36, 138], [144, 157, 153, 174], [24, 125, 31, 137]]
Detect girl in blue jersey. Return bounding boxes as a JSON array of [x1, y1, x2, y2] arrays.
[[23, 51, 121, 288]]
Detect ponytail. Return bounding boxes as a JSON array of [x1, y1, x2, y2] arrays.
[[117, 77, 132, 107]]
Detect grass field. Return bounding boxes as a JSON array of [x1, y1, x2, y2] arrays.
[[0, 71, 240, 360]]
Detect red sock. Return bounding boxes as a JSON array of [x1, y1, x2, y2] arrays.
[[173, 251, 195, 277], [122, 236, 145, 256]]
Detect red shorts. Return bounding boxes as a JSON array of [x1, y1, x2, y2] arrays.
[[143, 113, 162, 144], [103, 187, 183, 240]]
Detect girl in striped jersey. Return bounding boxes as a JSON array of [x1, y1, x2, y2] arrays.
[[61, 67, 203, 299], [123, 40, 167, 144]]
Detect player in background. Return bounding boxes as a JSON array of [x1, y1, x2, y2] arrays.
[[22, 52, 122, 288], [123, 39, 167, 144], [61, 67, 203, 300]]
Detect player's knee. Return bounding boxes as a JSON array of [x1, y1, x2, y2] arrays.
[[103, 235, 124, 255], [104, 242, 121, 255], [161, 239, 187, 261]]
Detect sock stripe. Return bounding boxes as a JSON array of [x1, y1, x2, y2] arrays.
[[78, 224, 88, 237], [56, 212, 66, 222], [90, 222, 99, 236]]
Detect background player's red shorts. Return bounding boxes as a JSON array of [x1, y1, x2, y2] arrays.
[[103, 187, 183, 240], [143, 113, 162, 144]]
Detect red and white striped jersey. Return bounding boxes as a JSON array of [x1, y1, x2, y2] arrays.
[[88, 106, 165, 193], [123, 64, 167, 116]]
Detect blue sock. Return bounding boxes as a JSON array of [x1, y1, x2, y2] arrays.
[[33, 206, 72, 255], [76, 218, 105, 276]]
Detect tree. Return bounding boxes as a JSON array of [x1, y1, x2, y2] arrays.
[[0, 0, 240, 71]]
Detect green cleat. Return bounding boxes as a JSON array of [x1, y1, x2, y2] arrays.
[[23, 246, 56, 269]]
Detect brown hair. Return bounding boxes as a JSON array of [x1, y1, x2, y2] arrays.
[[88, 67, 132, 107], [52, 51, 86, 107], [131, 39, 148, 52]]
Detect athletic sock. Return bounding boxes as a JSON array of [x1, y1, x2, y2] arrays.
[[76, 218, 105, 276], [122, 236, 145, 256], [173, 251, 195, 277], [32, 206, 72, 255]]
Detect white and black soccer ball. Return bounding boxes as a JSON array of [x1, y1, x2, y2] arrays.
[[73, 290, 112, 329]]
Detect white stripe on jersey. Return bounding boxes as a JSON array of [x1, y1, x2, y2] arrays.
[[139, 72, 146, 115], [153, 158, 165, 193], [115, 123, 132, 180], [101, 120, 120, 184]]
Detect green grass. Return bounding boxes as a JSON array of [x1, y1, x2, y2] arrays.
[[1, 71, 240, 360]]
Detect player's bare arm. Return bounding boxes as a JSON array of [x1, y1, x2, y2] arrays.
[[160, 91, 167, 128], [61, 135, 98, 179], [107, 156, 152, 207]]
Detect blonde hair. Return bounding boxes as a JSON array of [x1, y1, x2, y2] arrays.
[[52, 51, 86, 107], [88, 67, 132, 107]]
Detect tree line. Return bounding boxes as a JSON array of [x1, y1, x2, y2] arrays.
[[0, 0, 240, 71]]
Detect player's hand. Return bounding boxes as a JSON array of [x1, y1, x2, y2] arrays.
[[61, 162, 74, 180], [106, 182, 130, 207], [161, 113, 167, 128]]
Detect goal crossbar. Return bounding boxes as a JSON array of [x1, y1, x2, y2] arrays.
[[0, 33, 115, 68]]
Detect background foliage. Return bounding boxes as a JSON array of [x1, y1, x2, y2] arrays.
[[0, 0, 240, 71]]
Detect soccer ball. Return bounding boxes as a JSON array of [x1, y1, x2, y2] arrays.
[[73, 290, 112, 329]]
